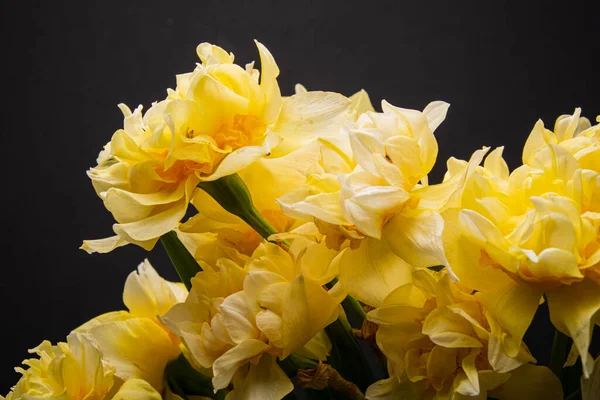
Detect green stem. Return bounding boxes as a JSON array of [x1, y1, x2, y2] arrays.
[[564, 388, 581, 400], [326, 279, 366, 328], [278, 353, 319, 376], [198, 173, 280, 242], [160, 231, 202, 291], [549, 328, 572, 379], [325, 317, 375, 392], [165, 354, 227, 399], [342, 292, 367, 328], [240, 205, 279, 240], [277, 354, 354, 400]]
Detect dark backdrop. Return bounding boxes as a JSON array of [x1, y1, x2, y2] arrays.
[[2, 0, 599, 391]]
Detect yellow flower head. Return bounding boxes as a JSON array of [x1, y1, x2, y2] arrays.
[[442, 110, 600, 377], [160, 241, 341, 400], [276, 100, 467, 308], [4, 261, 186, 399], [279, 100, 449, 240], [82, 41, 351, 254], [81, 41, 281, 253], [523, 108, 599, 170], [75, 260, 184, 392], [6, 333, 115, 400], [365, 269, 561, 400]]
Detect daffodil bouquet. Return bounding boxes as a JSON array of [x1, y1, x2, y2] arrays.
[[5, 42, 599, 400]]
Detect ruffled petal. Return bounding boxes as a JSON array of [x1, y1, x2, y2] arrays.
[[490, 364, 562, 400], [112, 379, 162, 400], [338, 238, 413, 308]]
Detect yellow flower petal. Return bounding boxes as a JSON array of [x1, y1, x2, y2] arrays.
[[365, 376, 415, 399], [112, 379, 162, 400], [349, 89, 375, 117], [475, 281, 542, 358], [383, 210, 451, 275], [203, 132, 281, 182], [338, 237, 413, 308], [113, 176, 198, 242], [80, 235, 129, 254], [271, 91, 351, 155], [422, 308, 483, 349], [280, 275, 340, 358], [220, 291, 261, 344], [226, 354, 293, 400], [212, 340, 270, 391], [490, 364, 562, 400], [78, 316, 179, 391], [453, 349, 480, 396], [123, 259, 187, 322], [441, 208, 513, 292]]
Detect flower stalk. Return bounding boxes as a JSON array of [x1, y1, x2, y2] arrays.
[[165, 354, 227, 400], [197, 173, 280, 242], [160, 231, 202, 290], [278, 355, 364, 400], [549, 328, 572, 379]]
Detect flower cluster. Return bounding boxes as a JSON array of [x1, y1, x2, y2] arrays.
[[5, 42, 599, 400]]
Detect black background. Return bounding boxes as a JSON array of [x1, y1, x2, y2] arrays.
[[2, 0, 599, 391]]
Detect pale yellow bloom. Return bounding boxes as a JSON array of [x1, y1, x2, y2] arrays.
[[276, 100, 483, 306], [4, 262, 188, 399], [123, 259, 188, 326], [83, 42, 351, 253], [160, 241, 341, 399], [75, 260, 184, 392], [279, 100, 449, 239], [4, 336, 164, 400], [5, 333, 115, 400], [523, 108, 599, 169], [365, 269, 561, 400], [442, 110, 600, 377]]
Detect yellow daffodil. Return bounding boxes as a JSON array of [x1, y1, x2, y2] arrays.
[[277, 99, 451, 242], [82, 41, 351, 254], [365, 268, 561, 400], [442, 110, 600, 377], [4, 333, 164, 400], [523, 108, 599, 169], [75, 260, 185, 392], [4, 261, 188, 400], [160, 241, 341, 399], [277, 100, 482, 307], [4, 333, 115, 400]]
